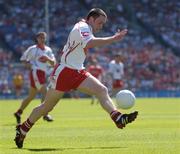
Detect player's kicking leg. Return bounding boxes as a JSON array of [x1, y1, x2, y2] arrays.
[[77, 75, 138, 129]]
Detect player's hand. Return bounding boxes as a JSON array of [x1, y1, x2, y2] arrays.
[[113, 29, 128, 42], [38, 56, 49, 63]]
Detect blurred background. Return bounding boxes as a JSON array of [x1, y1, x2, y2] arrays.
[[0, 0, 179, 98]]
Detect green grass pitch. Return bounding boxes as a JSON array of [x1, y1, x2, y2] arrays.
[[0, 98, 180, 154]]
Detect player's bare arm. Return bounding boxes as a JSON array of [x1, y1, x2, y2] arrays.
[[86, 29, 128, 48], [113, 29, 128, 42]]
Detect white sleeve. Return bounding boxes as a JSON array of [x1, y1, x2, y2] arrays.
[[20, 47, 35, 62], [79, 26, 94, 48], [47, 48, 55, 61]]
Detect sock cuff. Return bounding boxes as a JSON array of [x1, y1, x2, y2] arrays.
[[110, 110, 119, 117], [20, 118, 34, 133], [27, 118, 34, 126], [110, 110, 121, 122]]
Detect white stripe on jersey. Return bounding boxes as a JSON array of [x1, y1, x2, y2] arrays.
[[32, 69, 42, 90], [49, 64, 65, 90], [61, 21, 94, 70]]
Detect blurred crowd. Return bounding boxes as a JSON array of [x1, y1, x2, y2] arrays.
[[0, 0, 180, 96], [133, 0, 180, 48]]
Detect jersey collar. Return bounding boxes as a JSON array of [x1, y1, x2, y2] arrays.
[[37, 44, 45, 50]]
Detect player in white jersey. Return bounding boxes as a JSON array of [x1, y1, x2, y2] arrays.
[[108, 53, 124, 96], [14, 32, 56, 124], [15, 8, 138, 148]]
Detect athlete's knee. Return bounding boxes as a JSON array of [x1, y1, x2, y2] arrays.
[[96, 85, 108, 96], [41, 103, 54, 115]]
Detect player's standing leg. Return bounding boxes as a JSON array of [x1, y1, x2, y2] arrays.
[[14, 89, 63, 148]]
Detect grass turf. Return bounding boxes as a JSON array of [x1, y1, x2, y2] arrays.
[[0, 98, 180, 154]]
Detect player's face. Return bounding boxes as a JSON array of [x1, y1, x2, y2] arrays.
[[37, 34, 46, 44], [115, 56, 122, 62], [92, 15, 107, 33]]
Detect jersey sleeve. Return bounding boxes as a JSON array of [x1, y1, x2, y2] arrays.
[[20, 47, 35, 62], [46, 48, 56, 61], [79, 25, 94, 48]]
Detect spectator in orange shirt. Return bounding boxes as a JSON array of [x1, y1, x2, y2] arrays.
[[13, 73, 24, 97]]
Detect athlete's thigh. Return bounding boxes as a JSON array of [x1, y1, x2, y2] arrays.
[[77, 74, 104, 95]]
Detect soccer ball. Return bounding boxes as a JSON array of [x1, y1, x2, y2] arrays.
[[115, 90, 136, 109]]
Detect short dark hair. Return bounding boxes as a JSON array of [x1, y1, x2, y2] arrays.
[[86, 8, 107, 20]]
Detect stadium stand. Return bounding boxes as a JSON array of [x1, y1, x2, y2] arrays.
[[0, 0, 179, 98]]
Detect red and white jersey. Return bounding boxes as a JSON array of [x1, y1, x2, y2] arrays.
[[20, 45, 55, 73], [108, 60, 124, 80], [61, 21, 94, 70]]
